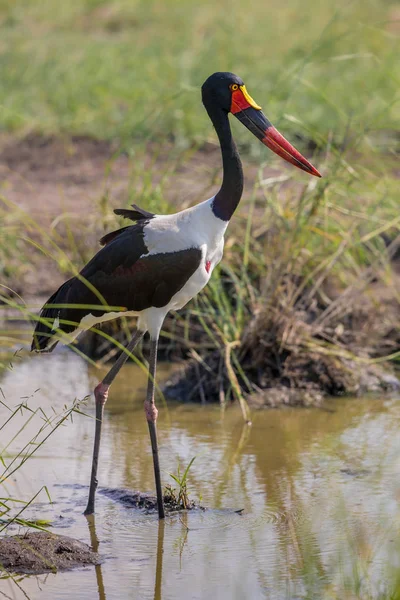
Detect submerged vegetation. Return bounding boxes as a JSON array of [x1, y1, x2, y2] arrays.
[[165, 457, 196, 509], [0, 359, 86, 536]]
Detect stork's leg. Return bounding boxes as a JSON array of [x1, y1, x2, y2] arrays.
[[145, 335, 165, 519], [84, 328, 145, 515]]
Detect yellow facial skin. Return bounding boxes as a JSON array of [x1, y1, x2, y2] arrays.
[[240, 85, 262, 110]]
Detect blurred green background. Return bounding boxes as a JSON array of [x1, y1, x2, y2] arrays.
[[0, 0, 398, 150]]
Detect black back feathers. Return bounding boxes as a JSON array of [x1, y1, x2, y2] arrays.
[[114, 204, 155, 221], [99, 203, 155, 246]]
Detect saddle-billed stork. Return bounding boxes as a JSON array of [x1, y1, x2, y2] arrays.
[[32, 72, 321, 519]]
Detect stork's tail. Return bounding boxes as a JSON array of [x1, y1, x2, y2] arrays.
[[31, 278, 75, 352]]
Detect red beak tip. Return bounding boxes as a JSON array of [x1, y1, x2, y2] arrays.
[[262, 126, 322, 179]]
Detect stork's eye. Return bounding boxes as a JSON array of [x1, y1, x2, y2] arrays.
[[230, 84, 239, 91]]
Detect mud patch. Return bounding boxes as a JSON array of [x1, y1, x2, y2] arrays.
[[163, 341, 400, 409], [100, 487, 199, 511], [0, 531, 100, 574]]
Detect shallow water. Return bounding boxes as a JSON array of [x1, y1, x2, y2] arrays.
[[1, 350, 400, 599]]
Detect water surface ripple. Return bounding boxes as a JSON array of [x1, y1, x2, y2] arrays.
[[0, 353, 399, 600]]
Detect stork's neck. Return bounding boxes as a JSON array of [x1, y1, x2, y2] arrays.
[[206, 105, 244, 222]]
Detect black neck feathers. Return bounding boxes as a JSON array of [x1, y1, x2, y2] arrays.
[[204, 103, 244, 222]]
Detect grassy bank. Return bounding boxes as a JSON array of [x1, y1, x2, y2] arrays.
[[0, 0, 399, 405], [1, 136, 399, 407]]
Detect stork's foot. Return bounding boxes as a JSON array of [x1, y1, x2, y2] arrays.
[[94, 382, 109, 406], [84, 487, 97, 516]]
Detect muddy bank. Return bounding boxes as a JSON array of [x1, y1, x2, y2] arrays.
[[163, 274, 400, 407], [0, 532, 100, 574], [163, 352, 399, 408]]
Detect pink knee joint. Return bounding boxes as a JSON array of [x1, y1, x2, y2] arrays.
[[94, 382, 110, 406], [144, 401, 158, 423]]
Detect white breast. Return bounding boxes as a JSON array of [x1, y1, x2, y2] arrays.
[[169, 237, 224, 311], [143, 197, 228, 256], [143, 198, 227, 311]]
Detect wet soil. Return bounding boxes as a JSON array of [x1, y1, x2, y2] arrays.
[[163, 352, 400, 407], [0, 532, 100, 574], [100, 487, 198, 511]]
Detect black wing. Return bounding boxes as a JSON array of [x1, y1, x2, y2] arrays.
[[32, 223, 201, 350], [82, 224, 202, 312]]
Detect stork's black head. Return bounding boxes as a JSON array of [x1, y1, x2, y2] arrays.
[[202, 72, 246, 113], [202, 71, 321, 178]]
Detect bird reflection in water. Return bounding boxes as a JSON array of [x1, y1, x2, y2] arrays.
[[86, 514, 166, 600]]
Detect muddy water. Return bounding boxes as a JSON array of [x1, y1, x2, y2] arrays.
[[1, 350, 400, 599]]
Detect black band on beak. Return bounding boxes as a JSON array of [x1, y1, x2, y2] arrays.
[[234, 107, 321, 177]]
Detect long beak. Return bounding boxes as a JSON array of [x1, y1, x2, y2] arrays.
[[234, 106, 321, 178]]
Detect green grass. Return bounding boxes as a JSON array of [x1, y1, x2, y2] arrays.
[[165, 456, 196, 509]]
